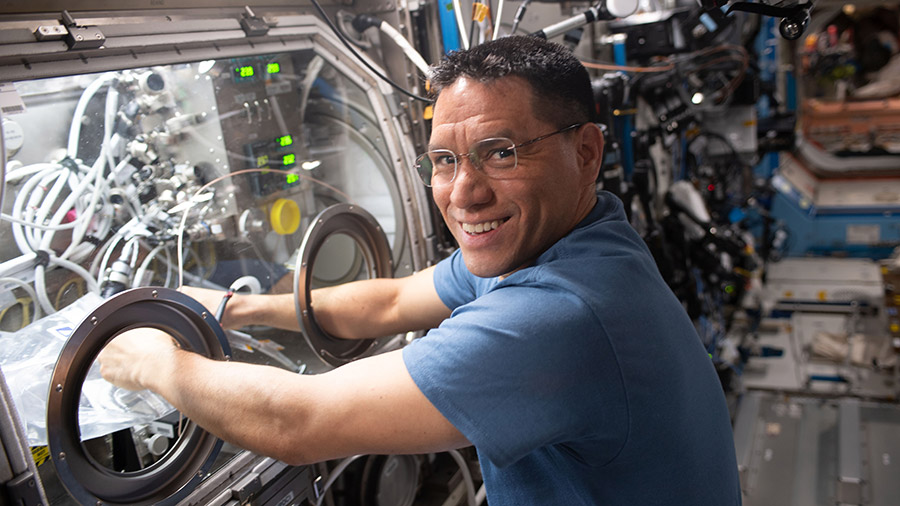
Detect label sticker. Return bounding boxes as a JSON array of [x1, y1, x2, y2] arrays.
[[0, 82, 27, 115]]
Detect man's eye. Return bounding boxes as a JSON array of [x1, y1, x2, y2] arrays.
[[433, 154, 456, 167], [485, 148, 514, 161]]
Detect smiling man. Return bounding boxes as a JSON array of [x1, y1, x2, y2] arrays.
[[100, 36, 741, 504]]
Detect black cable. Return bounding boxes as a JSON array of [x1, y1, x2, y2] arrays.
[[215, 289, 234, 323], [308, 0, 432, 103]]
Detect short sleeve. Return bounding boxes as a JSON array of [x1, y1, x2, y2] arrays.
[[402, 282, 629, 468], [432, 249, 498, 310]]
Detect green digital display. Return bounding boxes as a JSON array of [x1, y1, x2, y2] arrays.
[[276, 135, 293, 147], [286, 173, 300, 185], [282, 153, 296, 166], [267, 62, 281, 74], [234, 65, 255, 78]]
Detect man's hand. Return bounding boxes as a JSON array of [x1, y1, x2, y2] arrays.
[[98, 327, 178, 391]]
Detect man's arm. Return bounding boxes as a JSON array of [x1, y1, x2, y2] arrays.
[[99, 331, 469, 465], [181, 265, 451, 339]]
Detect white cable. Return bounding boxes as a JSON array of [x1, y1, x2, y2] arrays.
[[0, 276, 41, 321], [0, 254, 35, 281], [133, 243, 168, 288], [453, 0, 471, 49], [1, 99, 6, 216], [492, 0, 506, 40], [377, 22, 431, 75], [10, 164, 60, 252], [314, 455, 367, 506], [475, 483, 487, 505], [47, 151, 106, 261], [228, 275, 262, 294], [32, 266, 55, 315], [1, 212, 84, 230], [5, 162, 56, 184], [67, 73, 115, 159], [448, 450, 477, 506], [50, 255, 100, 294], [27, 168, 70, 249]]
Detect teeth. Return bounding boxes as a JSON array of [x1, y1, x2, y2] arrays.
[[462, 220, 501, 235]]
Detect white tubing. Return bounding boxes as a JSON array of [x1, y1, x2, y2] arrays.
[[492, 0, 506, 40], [0, 276, 42, 321], [449, 450, 477, 506], [314, 455, 367, 506], [378, 21, 431, 75], [50, 255, 100, 294], [453, 0, 470, 49], [67, 73, 115, 159]]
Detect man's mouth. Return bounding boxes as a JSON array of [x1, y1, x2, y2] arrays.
[[461, 218, 507, 235]]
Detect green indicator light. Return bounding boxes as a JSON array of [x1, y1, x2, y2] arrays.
[[283, 153, 296, 165], [235, 65, 254, 78], [276, 135, 293, 147], [257, 155, 269, 167], [724, 285, 735, 294], [286, 173, 299, 185], [267, 62, 281, 74]]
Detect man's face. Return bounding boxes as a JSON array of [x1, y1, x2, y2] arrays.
[[429, 76, 601, 278]]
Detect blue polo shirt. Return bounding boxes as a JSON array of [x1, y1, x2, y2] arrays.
[[403, 191, 741, 505]]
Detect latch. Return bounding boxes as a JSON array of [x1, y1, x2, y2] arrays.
[[7, 470, 44, 506], [60, 10, 106, 50], [240, 6, 270, 37]]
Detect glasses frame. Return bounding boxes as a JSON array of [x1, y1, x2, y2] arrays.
[[414, 122, 585, 187]]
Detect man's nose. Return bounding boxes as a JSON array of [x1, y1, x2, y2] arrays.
[[449, 156, 492, 208]]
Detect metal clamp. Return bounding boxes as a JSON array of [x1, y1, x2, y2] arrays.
[[60, 10, 106, 50]]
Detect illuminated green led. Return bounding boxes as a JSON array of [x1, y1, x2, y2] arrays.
[[282, 153, 296, 165], [276, 135, 293, 147], [724, 284, 735, 294], [236, 65, 255, 78], [267, 62, 281, 74], [257, 155, 269, 167], [286, 173, 299, 185]]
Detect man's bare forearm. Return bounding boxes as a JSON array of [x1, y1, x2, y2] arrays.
[[191, 266, 449, 339]]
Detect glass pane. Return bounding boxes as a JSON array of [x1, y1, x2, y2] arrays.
[[0, 45, 411, 503]]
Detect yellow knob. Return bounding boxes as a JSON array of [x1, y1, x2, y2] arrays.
[[270, 198, 301, 235]]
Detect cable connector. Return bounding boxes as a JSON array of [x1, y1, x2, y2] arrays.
[[351, 14, 382, 33], [34, 250, 51, 268], [58, 156, 79, 173], [240, 6, 270, 37]]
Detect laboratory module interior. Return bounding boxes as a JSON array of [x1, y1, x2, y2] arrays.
[[1, 0, 900, 505]]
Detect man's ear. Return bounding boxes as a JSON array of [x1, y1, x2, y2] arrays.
[[576, 122, 605, 184]]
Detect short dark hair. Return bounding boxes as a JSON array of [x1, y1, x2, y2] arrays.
[[428, 36, 596, 126]]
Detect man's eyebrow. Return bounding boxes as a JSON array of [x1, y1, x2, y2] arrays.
[[427, 129, 520, 151]]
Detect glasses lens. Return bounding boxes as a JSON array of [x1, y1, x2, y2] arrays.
[[473, 138, 516, 176], [416, 150, 456, 186]]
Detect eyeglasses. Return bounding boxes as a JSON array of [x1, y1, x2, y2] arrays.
[[414, 123, 584, 187]]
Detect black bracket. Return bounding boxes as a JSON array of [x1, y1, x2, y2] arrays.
[[7, 471, 44, 506], [240, 6, 270, 37], [725, 1, 812, 40], [61, 10, 106, 50]]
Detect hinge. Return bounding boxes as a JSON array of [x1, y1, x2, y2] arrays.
[[60, 10, 106, 50]]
